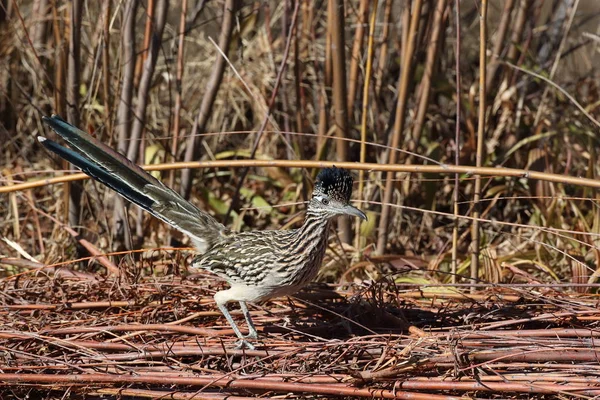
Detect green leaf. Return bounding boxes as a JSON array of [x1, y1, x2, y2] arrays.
[[145, 143, 165, 180]]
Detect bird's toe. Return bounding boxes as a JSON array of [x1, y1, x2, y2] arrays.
[[235, 339, 256, 350], [245, 331, 258, 340]]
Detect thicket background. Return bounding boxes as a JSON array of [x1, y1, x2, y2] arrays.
[[2, 0, 600, 286]]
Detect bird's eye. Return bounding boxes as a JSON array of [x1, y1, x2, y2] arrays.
[[321, 198, 330, 205]]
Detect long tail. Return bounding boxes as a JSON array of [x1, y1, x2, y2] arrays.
[[39, 114, 227, 252]]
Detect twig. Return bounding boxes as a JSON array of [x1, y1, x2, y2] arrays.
[[127, 0, 168, 162], [224, 0, 301, 224], [374, 0, 393, 97], [452, 0, 461, 284], [533, 0, 581, 127], [329, 0, 351, 243], [470, 0, 487, 290], [347, 0, 370, 114], [376, 0, 423, 254], [11, 159, 600, 193], [0, 373, 466, 399], [66, 0, 83, 230], [101, 1, 112, 136], [180, 0, 239, 199], [113, 0, 139, 248], [485, 0, 514, 90], [168, 0, 188, 188], [504, 61, 600, 129], [355, 0, 378, 252], [408, 0, 447, 159]]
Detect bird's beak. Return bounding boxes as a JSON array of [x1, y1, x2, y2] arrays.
[[344, 204, 367, 220]]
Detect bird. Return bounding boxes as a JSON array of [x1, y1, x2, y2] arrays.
[[38, 114, 367, 349]]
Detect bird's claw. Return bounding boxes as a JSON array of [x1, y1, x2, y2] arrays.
[[245, 330, 258, 340], [235, 339, 256, 350]]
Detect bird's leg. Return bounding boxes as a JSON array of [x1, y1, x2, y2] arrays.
[[239, 301, 258, 339], [217, 302, 255, 350]]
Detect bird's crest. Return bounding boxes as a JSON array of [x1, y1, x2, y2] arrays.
[[314, 167, 354, 202]]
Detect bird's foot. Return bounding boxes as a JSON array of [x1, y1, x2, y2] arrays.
[[235, 339, 256, 350], [245, 330, 258, 340], [234, 330, 259, 349]]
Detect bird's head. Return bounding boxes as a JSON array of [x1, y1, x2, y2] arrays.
[[309, 167, 367, 220]]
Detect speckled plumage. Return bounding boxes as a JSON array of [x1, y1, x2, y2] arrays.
[[193, 211, 331, 301], [39, 115, 366, 348]]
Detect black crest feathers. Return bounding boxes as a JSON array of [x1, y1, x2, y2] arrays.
[[314, 167, 354, 202]]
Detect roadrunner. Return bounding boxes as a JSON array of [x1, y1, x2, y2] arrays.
[[39, 115, 367, 348]]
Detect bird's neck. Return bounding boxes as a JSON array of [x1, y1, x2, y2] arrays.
[[268, 208, 333, 288], [292, 209, 331, 246]]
